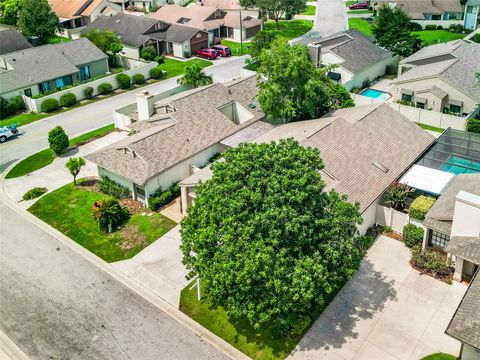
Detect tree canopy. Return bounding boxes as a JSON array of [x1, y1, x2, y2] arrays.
[[372, 6, 422, 57], [0, 0, 22, 26], [181, 140, 364, 328], [177, 64, 213, 88], [66, 157, 86, 185], [240, 0, 307, 28], [17, 0, 60, 41], [82, 29, 123, 64], [245, 30, 278, 70], [257, 39, 354, 121]]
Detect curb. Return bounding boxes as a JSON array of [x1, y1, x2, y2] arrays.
[[0, 330, 30, 360], [0, 159, 250, 360]]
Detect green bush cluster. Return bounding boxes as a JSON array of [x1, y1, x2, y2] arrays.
[[31, 73, 112, 99], [403, 223, 424, 248], [141, 45, 157, 61], [424, 24, 440, 30], [93, 198, 130, 232], [0, 96, 26, 119], [132, 73, 145, 85], [59, 92, 77, 107], [467, 117, 480, 133], [410, 245, 452, 277], [149, 183, 180, 211], [48, 126, 69, 155], [41, 98, 60, 113], [97, 83, 113, 94], [408, 22, 422, 31], [22, 187, 48, 200], [409, 195, 436, 221], [98, 176, 131, 199], [473, 33, 480, 43], [149, 66, 166, 79], [116, 73, 131, 89], [83, 86, 94, 99]]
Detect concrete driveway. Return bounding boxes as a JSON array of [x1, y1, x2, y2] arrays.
[[289, 236, 467, 360]]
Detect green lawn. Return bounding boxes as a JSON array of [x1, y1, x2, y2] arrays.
[[29, 181, 176, 262], [348, 9, 373, 14], [421, 353, 457, 360], [45, 35, 70, 44], [417, 123, 445, 133], [348, 18, 373, 36], [263, 20, 313, 40], [413, 30, 465, 45], [5, 124, 115, 179], [300, 5, 316, 15], [159, 58, 212, 78], [221, 39, 251, 56], [0, 111, 60, 127]]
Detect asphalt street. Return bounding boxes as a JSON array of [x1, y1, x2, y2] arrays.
[[0, 201, 228, 360], [0, 56, 248, 172]]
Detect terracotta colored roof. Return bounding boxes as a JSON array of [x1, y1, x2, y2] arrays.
[[48, 0, 112, 19]]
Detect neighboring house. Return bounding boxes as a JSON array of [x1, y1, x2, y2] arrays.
[[375, 0, 464, 28], [0, 38, 109, 99], [464, 0, 480, 29], [196, 0, 260, 18], [293, 29, 399, 91], [0, 30, 33, 55], [82, 13, 209, 59], [150, 4, 262, 44], [392, 40, 480, 116], [179, 103, 435, 235], [48, 0, 121, 29], [85, 76, 264, 206]]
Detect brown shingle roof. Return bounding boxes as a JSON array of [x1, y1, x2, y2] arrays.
[[446, 236, 480, 264]]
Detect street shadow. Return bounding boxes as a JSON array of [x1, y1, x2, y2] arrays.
[[61, 147, 80, 157]]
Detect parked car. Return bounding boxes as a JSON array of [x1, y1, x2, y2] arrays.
[[349, 1, 369, 9], [0, 124, 18, 143], [195, 48, 219, 60], [210, 45, 231, 57]]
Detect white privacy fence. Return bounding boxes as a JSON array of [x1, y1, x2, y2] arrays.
[[376, 204, 425, 234]]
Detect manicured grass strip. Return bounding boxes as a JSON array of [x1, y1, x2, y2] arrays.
[[5, 124, 115, 179], [348, 9, 373, 13], [221, 39, 251, 56], [300, 5, 316, 15], [421, 353, 457, 360], [0, 112, 60, 127], [45, 35, 70, 44], [417, 123, 445, 133], [158, 58, 212, 78], [28, 182, 176, 262], [413, 30, 465, 45], [348, 18, 373, 36], [263, 20, 313, 40]]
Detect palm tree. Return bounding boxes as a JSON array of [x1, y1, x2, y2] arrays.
[[177, 64, 213, 88]]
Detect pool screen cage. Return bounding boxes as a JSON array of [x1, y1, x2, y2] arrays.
[[417, 128, 480, 174]]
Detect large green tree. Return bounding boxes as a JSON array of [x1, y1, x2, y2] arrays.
[[241, 0, 307, 29], [82, 29, 123, 65], [0, 0, 22, 26], [372, 6, 422, 57], [257, 39, 354, 121], [245, 30, 277, 70], [17, 0, 60, 41], [181, 140, 364, 328]]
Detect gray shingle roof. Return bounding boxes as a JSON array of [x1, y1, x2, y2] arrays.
[[85, 76, 264, 185], [165, 24, 201, 43], [446, 236, 480, 264], [0, 38, 107, 95], [446, 271, 480, 350], [0, 29, 33, 55]]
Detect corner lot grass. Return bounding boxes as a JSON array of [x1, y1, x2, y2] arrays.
[[0, 111, 60, 128], [263, 20, 313, 40], [348, 18, 373, 36], [29, 181, 176, 262], [5, 124, 115, 179], [421, 353, 457, 360], [300, 5, 316, 15], [413, 30, 465, 45], [159, 58, 212, 78], [221, 39, 251, 56]]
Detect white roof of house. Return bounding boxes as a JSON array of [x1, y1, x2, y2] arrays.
[[399, 164, 454, 195]]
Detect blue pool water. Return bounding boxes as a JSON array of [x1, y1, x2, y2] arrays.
[[360, 88, 392, 101], [441, 156, 480, 175]]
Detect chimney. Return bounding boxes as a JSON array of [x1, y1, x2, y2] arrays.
[[137, 90, 154, 121], [308, 43, 321, 67]]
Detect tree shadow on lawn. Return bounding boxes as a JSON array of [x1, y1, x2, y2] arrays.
[[289, 258, 398, 357]]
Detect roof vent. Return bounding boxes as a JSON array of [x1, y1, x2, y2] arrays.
[[372, 160, 389, 173]]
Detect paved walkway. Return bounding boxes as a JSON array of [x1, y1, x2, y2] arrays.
[[112, 226, 188, 308], [289, 236, 466, 360]]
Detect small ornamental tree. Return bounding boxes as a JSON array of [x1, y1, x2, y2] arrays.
[[82, 29, 123, 65], [65, 157, 86, 185], [48, 126, 69, 155], [177, 64, 213, 88], [409, 195, 435, 221], [181, 139, 363, 329], [92, 198, 129, 231], [383, 182, 414, 211]]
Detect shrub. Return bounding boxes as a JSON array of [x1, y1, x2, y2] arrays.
[[98, 176, 131, 199], [9, 96, 26, 113], [410, 245, 452, 278], [48, 126, 69, 155], [154, 55, 165, 64], [22, 187, 47, 200], [473, 33, 480, 43], [409, 195, 436, 221], [149, 66, 165, 79], [92, 198, 129, 232], [59, 92, 77, 107], [403, 223, 424, 248], [41, 98, 59, 113], [385, 64, 398, 76], [132, 73, 145, 85], [408, 22, 422, 31], [384, 182, 414, 211], [116, 73, 131, 89], [0, 97, 10, 119], [436, 25, 443, 30], [83, 86, 94, 99], [467, 117, 480, 133], [97, 83, 113, 94], [425, 24, 437, 30], [448, 24, 464, 33], [141, 45, 157, 61], [149, 191, 172, 211]]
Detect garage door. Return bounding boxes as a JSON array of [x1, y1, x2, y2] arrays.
[[190, 37, 208, 52], [246, 25, 260, 39]]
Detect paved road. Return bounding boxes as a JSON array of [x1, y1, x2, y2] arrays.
[[0, 56, 248, 172], [0, 201, 228, 360]]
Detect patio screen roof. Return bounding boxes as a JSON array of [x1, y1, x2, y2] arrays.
[[399, 164, 454, 195]]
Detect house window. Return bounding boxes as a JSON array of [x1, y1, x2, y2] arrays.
[[416, 101, 425, 109], [39, 81, 50, 93], [134, 184, 145, 201], [431, 14, 442, 20], [24, 88, 32, 97], [54, 75, 73, 89], [80, 65, 91, 81], [430, 231, 450, 249], [449, 104, 461, 113], [466, 6, 475, 13]]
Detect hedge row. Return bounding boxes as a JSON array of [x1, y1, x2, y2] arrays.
[[0, 96, 26, 119], [149, 183, 180, 211]]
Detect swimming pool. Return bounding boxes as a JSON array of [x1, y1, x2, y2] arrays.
[[359, 88, 392, 101], [441, 155, 480, 175]]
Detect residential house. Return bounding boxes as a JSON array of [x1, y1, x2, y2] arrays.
[[179, 103, 435, 235], [293, 29, 399, 91], [0, 38, 109, 99], [391, 40, 480, 116], [464, 0, 480, 29], [196, 0, 260, 18], [85, 76, 264, 206], [0, 30, 33, 55], [48, 0, 121, 30], [150, 4, 262, 44], [82, 13, 209, 59], [375, 0, 464, 28]]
